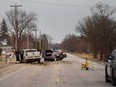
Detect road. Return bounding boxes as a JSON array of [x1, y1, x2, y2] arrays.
[[0, 54, 114, 87]]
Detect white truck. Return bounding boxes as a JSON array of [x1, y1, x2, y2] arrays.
[[17, 49, 41, 63]]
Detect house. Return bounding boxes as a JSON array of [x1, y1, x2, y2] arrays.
[[0, 38, 13, 55]]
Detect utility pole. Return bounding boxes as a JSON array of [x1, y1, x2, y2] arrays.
[[35, 28, 37, 49], [40, 30, 43, 51], [10, 4, 22, 51], [39, 30, 41, 50], [27, 28, 30, 49]]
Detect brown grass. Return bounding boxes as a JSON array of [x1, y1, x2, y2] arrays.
[[71, 52, 102, 61]]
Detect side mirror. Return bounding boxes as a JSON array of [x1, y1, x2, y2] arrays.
[[106, 55, 112, 62], [108, 55, 112, 60]]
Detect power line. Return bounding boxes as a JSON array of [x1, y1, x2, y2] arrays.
[[0, 0, 10, 5], [5, 0, 14, 4], [20, 0, 91, 8]]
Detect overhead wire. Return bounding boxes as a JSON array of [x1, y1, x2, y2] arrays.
[[0, 0, 11, 5], [20, 0, 91, 8], [0, 0, 21, 5]]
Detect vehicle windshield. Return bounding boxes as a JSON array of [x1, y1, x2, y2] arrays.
[[26, 50, 36, 52], [45, 50, 53, 53]]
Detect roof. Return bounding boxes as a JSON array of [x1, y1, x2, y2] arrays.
[[21, 49, 37, 51], [0, 38, 8, 46]]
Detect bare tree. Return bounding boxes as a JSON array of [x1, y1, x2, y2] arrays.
[[45, 34, 53, 49], [61, 34, 79, 52], [6, 9, 37, 51], [76, 2, 116, 60]]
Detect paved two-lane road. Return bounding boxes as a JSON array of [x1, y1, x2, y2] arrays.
[[0, 54, 113, 87]]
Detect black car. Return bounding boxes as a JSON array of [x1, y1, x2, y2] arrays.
[[105, 50, 116, 86]]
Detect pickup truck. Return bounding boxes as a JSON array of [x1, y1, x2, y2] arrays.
[[105, 50, 116, 86], [16, 49, 41, 63]]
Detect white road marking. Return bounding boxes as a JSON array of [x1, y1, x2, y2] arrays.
[[0, 66, 27, 81], [94, 68, 105, 76]]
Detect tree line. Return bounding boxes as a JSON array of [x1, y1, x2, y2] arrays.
[[60, 34, 87, 52], [61, 2, 116, 61]]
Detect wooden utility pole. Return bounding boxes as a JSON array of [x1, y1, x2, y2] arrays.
[[35, 28, 37, 49], [27, 30, 30, 49], [10, 4, 22, 51]]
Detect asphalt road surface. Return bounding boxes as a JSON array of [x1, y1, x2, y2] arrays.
[[0, 54, 114, 87]]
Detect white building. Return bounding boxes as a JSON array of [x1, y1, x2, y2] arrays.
[[0, 39, 13, 55]]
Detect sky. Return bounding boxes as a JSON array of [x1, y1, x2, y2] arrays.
[[0, 0, 116, 43]]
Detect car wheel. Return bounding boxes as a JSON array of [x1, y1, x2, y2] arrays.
[[44, 59, 47, 61], [20, 60, 24, 63], [112, 69, 116, 86], [56, 58, 59, 61], [59, 58, 63, 61], [54, 58, 56, 61], [105, 66, 110, 82], [37, 59, 41, 63]]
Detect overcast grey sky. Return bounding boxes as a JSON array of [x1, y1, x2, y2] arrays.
[[0, 0, 116, 43]]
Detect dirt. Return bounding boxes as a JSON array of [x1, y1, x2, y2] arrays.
[[26, 61, 73, 67], [0, 60, 73, 80], [0, 63, 14, 70]]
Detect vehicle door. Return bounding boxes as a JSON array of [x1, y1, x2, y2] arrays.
[[113, 53, 116, 78], [107, 55, 112, 77]]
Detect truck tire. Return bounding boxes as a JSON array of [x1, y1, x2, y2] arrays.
[[105, 66, 110, 82], [56, 57, 59, 61], [20, 61, 23, 63], [44, 59, 47, 61], [112, 69, 116, 86], [37, 59, 41, 63]]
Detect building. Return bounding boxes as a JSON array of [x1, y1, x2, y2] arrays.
[[0, 38, 13, 55]]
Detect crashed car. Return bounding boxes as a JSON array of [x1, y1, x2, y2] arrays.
[[55, 51, 67, 61], [43, 50, 56, 61]]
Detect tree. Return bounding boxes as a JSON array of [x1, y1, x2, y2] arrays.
[[0, 19, 8, 39], [46, 34, 53, 49], [61, 34, 78, 52], [76, 2, 116, 60], [6, 9, 37, 51]]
